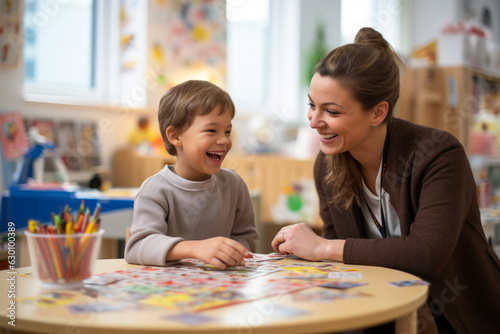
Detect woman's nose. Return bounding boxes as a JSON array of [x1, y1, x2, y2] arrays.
[[308, 109, 322, 129]]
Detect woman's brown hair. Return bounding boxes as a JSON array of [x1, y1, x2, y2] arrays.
[[314, 27, 405, 209]]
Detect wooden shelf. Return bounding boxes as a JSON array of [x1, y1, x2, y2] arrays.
[[112, 148, 176, 187], [398, 66, 500, 152], [112, 151, 322, 228]]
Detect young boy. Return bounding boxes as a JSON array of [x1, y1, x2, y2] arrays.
[[125, 80, 258, 269]]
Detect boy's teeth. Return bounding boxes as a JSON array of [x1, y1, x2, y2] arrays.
[[207, 151, 223, 161]]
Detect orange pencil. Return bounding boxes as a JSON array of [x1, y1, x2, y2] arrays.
[[65, 212, 73, 226], [65, 254, 72, 280], [74, 224, 98, 270], [34, 248, 47, 280], [39, 239, 57, 281], [32, 226, 57, 281], [75, 220, 94, 268], [58, 233, 69, 275], [65, 219, 75, 278], [33, 236, 53, 281], [46, 226, 64, 279], [75, 214, 84, 233], [75, 199, 85, 224], [75, 235, 91, 267], [80, 238, 96, 279]]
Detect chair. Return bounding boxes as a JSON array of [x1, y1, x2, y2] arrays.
[[125, 227, 131, 245]]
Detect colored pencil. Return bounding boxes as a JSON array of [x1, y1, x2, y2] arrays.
[[27, 201, 103, 284]]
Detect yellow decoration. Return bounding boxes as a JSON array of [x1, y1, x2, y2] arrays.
[[411, 39, 437, 65], [192, 24, 210, 42], [119, 6, 127, 25], [152, 43, 165, 64], [120, 34, 134, 47], [122, 60, 137, 70], [283, 184, 294, 196]]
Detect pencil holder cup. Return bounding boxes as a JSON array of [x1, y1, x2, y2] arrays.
[[25, 229, 104, 289]]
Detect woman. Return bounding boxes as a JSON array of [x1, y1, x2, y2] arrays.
[[272, 27, 500, 333]]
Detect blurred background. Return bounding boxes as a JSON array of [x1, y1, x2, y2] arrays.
[[1, 0, 500, 257]]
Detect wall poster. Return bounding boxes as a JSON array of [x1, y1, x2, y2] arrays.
[[148, 0, 227, 103], [0, 0, 21, 68]]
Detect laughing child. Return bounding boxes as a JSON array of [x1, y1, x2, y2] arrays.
[[125, 80, 258, 268]]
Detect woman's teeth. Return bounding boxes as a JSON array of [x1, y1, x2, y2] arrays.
[[320, 134, 338, 139]]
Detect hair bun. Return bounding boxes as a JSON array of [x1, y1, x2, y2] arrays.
[[354, 27, 390, 50]]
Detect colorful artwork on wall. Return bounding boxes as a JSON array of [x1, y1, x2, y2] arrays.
[[148, 0, 227, 92], [0, 111, 28, 160], [0, 0, 21, 68], [22, 118, 102, 173]]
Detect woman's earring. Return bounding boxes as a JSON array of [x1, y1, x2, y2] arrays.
[[372, 124, 377, 127]]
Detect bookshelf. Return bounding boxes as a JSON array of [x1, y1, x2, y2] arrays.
[[398, 66, 500, 152]]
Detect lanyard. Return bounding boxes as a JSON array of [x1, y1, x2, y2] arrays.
[[363, 131, 390, 238]]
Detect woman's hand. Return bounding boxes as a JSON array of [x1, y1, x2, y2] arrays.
[[169, 237, 253, 269], [271, 223, 345, 262]]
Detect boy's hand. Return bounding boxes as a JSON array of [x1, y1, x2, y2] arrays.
[[168, 237, 252, 269], [193, 237, 252, 269]]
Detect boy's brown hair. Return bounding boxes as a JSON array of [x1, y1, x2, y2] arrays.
[[158, 80, 235, 156]]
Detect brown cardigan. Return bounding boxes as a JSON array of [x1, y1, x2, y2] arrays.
[[314, 118, 500, 333]]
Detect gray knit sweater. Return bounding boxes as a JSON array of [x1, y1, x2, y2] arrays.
[[124, 165, 258, 266]]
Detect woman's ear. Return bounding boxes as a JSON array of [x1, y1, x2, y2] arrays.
[[166, 126, 182, 148], [372, 101, 389, 125]]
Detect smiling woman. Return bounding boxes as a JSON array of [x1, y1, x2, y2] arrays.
[[272, 27, 500, 333]]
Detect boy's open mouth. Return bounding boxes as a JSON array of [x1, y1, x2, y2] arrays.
[[206, 151, 223, 161]]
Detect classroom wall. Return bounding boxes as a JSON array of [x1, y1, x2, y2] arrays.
[[0, 0, 341, 193], [2, 0, 497, 191], [411, 0, 460, 48], [411, 0, 500, 48], [0, 59, 140, 190]]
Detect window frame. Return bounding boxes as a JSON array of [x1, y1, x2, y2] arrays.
[[22, 0, 119, 106]]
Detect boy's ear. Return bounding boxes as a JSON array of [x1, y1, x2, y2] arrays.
[[166, 126, 182, 148]]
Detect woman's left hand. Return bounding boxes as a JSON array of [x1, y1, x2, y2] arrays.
[[271, 222, 343, 261]]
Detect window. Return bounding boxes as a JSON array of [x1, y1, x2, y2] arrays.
[[23, 0, 121, 105], [341, 0, 410, 55], [226, 0, 303, 124], [24, 0, 95, 89], [226, 0, 270, 111]]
